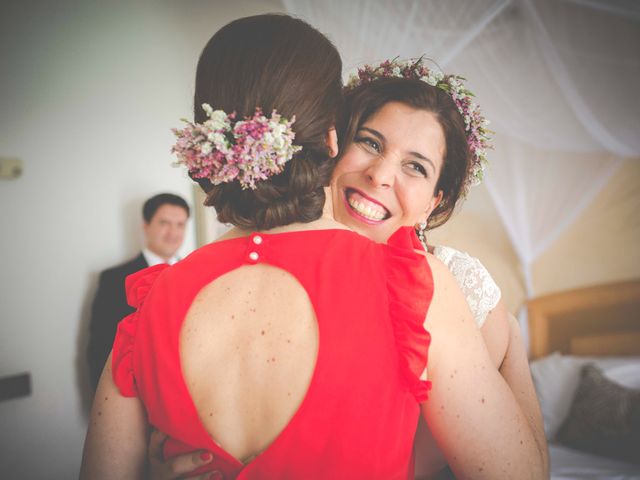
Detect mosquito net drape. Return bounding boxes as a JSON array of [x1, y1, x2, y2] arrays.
[[283, 0, 639, 343]]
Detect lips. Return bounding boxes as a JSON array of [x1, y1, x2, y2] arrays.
[[344, 188, 390, 224]]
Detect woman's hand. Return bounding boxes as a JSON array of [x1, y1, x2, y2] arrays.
[[148, 430, 216, 480]]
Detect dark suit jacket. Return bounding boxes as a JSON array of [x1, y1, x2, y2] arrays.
[[87, 253, 148, 391]]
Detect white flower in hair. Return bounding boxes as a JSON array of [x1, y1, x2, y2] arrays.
[[200, 142, 213, 155], [205, 109, 232, 132]]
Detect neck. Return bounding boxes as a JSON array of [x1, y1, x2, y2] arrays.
[[145, 247, 171, 263], [321, 186, 334, 221]]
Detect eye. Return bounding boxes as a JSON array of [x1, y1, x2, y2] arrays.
[[405, 161, 428, 178], [355, 135, 382, 154]]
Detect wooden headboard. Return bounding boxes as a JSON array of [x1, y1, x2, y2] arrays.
[[527, 279, 640, 360]]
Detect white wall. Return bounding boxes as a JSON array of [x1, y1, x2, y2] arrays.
[[0, 1, 282, 478]]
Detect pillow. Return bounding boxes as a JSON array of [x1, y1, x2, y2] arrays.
[[530, 353, 585, 438], [529, 353, 640, 439], [556, 364, 640, 465], [606, 363, 640, 390]]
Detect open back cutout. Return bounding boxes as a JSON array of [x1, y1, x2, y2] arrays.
[[180, 263, 319, 464]]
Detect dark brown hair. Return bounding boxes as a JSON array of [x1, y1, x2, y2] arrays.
[[142, 193, 190, 223], [337, 78, 471, 229], [192, 14, 343, 230]]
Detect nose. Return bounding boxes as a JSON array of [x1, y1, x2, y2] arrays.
[[365, 156, 395, 188], [168, 223, 183, 241]]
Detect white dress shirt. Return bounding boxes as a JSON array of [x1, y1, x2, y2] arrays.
[[142, 248, 180, 267]]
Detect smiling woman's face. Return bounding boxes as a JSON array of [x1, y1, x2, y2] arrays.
[[330, 101, 445, 243]]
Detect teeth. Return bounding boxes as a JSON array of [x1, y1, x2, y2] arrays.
[[348, 196, 386, 221]]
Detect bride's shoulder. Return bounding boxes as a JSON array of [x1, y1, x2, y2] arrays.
[[422, 252, 464, 293], [430, 244, 501, 326], [431, 245, 495, 284], [432, 244, 474, 266]]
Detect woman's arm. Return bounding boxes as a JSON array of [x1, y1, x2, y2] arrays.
[[79, 353, 148, 480], [479, 300, 510, 369], [480, 301, 549, 474], [421, 255, 547, 479], [498, 312, 549, 473]]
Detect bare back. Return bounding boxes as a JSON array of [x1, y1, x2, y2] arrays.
[[180, 220, 344, 463]]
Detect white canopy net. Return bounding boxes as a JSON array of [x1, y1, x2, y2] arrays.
[[283, 0, 639, 342]]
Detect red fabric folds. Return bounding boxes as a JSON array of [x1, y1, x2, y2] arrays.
[[384, 227, 434, 403], [112, 264, 169, 397]]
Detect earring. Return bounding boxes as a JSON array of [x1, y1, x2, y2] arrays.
[[416, 221, 428, 249]]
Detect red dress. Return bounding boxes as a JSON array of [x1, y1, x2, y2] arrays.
[[113, 227, 433, 479]]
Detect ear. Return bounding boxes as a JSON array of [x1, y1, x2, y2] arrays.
[[326, 127, 339, 158], [416, 190, 443, 226]]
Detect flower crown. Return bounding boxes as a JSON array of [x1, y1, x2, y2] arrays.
[[171, 104, 302, 190], [345, 57, 492, 191]]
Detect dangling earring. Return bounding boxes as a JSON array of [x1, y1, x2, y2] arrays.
[[416, 221, 428, 249]]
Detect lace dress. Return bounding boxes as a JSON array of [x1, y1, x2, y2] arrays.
[[432, 245, 501, 327]]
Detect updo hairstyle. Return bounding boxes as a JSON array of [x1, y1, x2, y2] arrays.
[[192, 14, 343, 230]]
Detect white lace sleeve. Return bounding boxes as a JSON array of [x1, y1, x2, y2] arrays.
[[432, 245, 501, 328]]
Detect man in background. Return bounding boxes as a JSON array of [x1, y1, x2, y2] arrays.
[[87, 193, 190, 391]]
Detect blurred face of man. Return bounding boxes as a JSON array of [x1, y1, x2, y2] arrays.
[[143, 204, 188, 261]]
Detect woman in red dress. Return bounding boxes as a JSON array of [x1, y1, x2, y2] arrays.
[[81, 14, 546, 480], [80, 14, 433, 479]]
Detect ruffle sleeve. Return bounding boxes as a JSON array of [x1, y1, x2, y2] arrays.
[[383, 227, 434, 403], [111, 264, 169, 397]]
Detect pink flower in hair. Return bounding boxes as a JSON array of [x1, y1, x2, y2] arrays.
[[171, 104, 302, 190]]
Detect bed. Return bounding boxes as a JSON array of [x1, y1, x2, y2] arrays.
[[527, 279, 640, 479]]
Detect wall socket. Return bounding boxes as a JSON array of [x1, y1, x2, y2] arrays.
[[0, 372, 31, 402], [0, 157, 23, 179]]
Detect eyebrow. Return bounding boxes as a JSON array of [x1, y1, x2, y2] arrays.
[[358, 127, 436, 174]]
